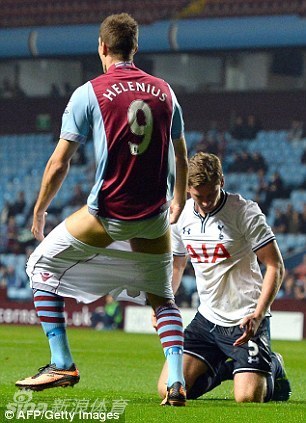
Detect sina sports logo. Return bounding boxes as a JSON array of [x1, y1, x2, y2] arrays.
[[218, 224, 224, 240], [182, 227, 191, 235]]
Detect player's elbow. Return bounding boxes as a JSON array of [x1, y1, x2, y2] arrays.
[[275, 259, 285, 288], [48, 158, 70, 178], [268, 256, 285, 290]]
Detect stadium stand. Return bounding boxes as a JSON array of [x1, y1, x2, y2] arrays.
[[1, 0, 306, 28], [1, 129, 305, 257], [0, 0, 191, 27], [186, 0, 306, 19], [1, 145, 305, 299]]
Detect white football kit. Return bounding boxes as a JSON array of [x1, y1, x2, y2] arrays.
[[171, 191, 275, 327]]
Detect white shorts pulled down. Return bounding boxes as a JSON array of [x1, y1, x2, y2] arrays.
[[26, 221, 174, 304]]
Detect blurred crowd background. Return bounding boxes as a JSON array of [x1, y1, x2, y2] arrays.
[[0, 0, 306, 305]]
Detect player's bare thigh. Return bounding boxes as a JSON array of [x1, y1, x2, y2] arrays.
[[234, 372, 267, 402], [132, 228, 173, 308], [65, 205, 113, 247], [130, 227, 171, 254], [157, 353, 208, 398]]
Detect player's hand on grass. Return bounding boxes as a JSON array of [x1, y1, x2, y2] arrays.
[[233, 313, 263, 346], [31, 212, 47, 241]]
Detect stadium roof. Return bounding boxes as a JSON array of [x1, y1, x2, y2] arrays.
[[1, 15, 306, 59]]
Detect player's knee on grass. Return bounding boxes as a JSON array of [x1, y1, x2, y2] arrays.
[[234, 372, 267, 403], [186, 379, 205, 399], [235, 389, 265, 403], [186, 374, 212, 399]]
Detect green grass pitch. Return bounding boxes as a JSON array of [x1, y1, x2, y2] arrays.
[[0, 325, 305, 423]]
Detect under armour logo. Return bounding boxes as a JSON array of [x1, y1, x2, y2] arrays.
[[182, 227, 191, 235], [218, 224, 224, 240], [247, 356, 260, 364]]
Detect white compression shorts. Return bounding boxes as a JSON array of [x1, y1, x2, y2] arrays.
[[26, 221, 174, 304]]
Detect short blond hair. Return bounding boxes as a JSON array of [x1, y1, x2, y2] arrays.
[[188, 152, 223, 188]]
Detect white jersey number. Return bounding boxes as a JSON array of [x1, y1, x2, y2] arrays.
[[247, 340, 260, 364], [248, 340, 259, 357], [127, 100, 153, 155]]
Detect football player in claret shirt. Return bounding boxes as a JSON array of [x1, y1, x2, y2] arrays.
[[16, 13, 188, 406], [157, 152, 291, 403]]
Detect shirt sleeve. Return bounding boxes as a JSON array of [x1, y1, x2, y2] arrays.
[[60, 82, 92, 144], [171, 222, 187, 256], [241, 200, 275, 252], [168, 85, 184, 140]]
